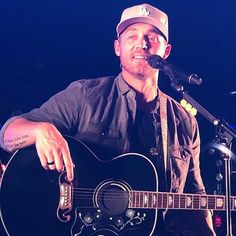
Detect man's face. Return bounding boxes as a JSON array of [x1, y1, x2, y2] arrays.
[[114, 23, 171, 78]]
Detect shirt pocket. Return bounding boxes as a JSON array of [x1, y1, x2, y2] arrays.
[[90, 120, 121, 139], [168, 146, 192, 190], [79, 120, 120, 139], [168, 145, 191, 174], [169, 145, 192, 161], [76, 120, 124, 158]]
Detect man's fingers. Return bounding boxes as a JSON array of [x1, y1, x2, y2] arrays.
[[43, 149, 57, 170], [36, 136, 73, 181], [51, 148, 64, 172], [61, 145, 74, 181], [37, 149, 50, 170]]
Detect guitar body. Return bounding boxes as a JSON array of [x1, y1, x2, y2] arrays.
[[0, 136, 158, 236]]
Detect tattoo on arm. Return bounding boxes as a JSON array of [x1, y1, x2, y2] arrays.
[[4, 135, 29, 151]]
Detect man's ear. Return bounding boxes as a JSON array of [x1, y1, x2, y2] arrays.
[[163, 43, 172, 59], [114, 39, 120, 56]]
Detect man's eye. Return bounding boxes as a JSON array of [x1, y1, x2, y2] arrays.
[[148, 36, 159, 42], [127, 35, 137, 40]]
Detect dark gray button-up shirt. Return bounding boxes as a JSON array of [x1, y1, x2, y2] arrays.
[[0, 73, 205, 194]]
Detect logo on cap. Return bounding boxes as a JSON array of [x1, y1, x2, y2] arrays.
[[139, 5, 151, 17]]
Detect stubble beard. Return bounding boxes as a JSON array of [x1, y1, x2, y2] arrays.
[[121, 58, 154, 79]]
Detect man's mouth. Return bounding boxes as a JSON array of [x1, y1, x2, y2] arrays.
[[133, 55, 148, 59]]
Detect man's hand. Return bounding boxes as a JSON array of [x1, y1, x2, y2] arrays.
[[35, 123, 74, 181], [3, 118, 74, 181]]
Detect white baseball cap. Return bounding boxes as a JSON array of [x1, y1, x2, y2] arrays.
[[116, 3, 169, 42]]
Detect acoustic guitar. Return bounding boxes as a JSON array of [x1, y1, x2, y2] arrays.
[[0, 136, 235, 235]]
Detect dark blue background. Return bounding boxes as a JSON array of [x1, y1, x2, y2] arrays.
[[0, 0, 236, 192], [0, 1, 236, 235]]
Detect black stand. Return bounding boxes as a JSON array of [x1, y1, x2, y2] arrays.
[[171, 80, 236, 236]]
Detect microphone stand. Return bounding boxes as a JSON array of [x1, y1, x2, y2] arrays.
[[170, 79, 236, 236]]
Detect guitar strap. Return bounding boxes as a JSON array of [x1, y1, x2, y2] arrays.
[[159, 91, 169, 189]]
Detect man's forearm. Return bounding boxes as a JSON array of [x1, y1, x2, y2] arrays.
[[4, 134, 30, 151], [2, 117, 42, 152]]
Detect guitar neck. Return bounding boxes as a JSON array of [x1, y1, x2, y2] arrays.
[[130, 191, 236, 211]]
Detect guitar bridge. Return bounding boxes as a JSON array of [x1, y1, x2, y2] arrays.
[[57, 172, 73, 222]]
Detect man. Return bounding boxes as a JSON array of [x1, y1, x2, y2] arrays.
[[0, 3, 215, 236]]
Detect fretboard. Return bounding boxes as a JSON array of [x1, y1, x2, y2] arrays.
[[130, 191, 236, 211]]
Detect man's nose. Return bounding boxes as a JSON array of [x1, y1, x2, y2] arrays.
[[135, 36, 149, 50]]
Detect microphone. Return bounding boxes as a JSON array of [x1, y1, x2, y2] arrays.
[[228, 91, 236, 96], [148, 55, 202, 85]]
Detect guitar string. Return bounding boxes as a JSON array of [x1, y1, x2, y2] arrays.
[[65, 194, 227, 210], [71, 188, 227, 199], [72, 189, 227, 201], [72, 187, 226, 197], [69, 190, 227, 209]]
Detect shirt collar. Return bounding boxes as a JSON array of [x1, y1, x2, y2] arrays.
[[116, 73, 132, 95], [116, 72, 160, 113]]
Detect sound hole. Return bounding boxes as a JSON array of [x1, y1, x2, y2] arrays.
[[95, 181, 129, 216]]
